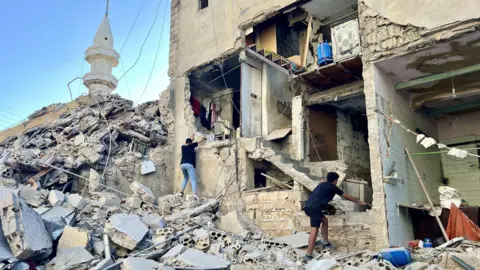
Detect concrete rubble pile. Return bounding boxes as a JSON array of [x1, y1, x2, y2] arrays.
[[0, 181, 479, 269], [0, 94, 167, 193]]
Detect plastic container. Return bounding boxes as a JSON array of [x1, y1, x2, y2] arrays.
[[424, 238, 433, 248], [379, 247, 413, 267], [317, 42, 333, 66]]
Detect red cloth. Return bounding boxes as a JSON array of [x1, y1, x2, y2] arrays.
[[190, 96, 201, 116], [446, 203, 480, 241]]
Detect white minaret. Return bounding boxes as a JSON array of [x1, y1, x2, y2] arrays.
[[83, 8, 120, 96]]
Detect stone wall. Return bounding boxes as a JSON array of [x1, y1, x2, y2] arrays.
[[337, 110, 370, 181], [245, 191, 296, 237]]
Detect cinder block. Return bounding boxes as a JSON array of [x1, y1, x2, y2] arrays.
[[246, 204, 258, 211], [258, 192, 279, 202], [58, 226, 90, 251], [244, 194, 258, 204]]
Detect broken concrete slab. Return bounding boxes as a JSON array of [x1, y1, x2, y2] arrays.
[[177, 248, 230, 268], [88, 168, 103, 193], [48, 190, 65, 206], [140, 160, 156, 175], [0, 192, 52, 260], [40, 205, 75, 240], [161, 244, 185, 261], [130, 181, 155, 203], [73, 133, 85, 146], [141, 214, 166, 229], [91, 258, 114, 270], [45, 247, 94, 270], [94, 191, 121, 207], [306, 259, 340, 270], [121, 257, 163, 270], [67, 193, 88, 210], [80, 147, 102, 164], [125, 197, 142, 209], [274, 232, 314, 248], [18, 185, 45, 207], [57, 226, 90, 251], [0, 223, 13, 261], [165, 198, 219, 222], [105, 214, 148, 250]]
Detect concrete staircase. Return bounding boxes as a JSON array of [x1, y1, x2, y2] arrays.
[[250, 148, 322, 192]]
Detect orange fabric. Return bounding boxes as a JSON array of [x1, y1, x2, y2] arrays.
[[446, 203, 480, 241]]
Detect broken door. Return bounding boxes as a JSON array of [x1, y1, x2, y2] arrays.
[[308, 106, 337, 161]]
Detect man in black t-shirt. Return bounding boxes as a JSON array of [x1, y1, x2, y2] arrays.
[[177, 134, 205, 200], [303, 172, 367, 263]]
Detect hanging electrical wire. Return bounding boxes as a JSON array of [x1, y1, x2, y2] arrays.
[[116, 0, 164, 83], [135, 0, 169, 105]]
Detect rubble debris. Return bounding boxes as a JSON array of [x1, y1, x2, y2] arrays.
[[121, 257, 163, 270], [46, 247, 94, 270], [18, 185, 45, 207], [88, 168, 103, 193], [105, 214, 148, 250], [41, 205, 75, 240], [125, 196, 142, 209], [67, 193, 88, 210], [57, 226, 90, 251], [94, 191, 121, 207], [0, 192, 52, 260], [177, 248, 231, 268], [48, 190, 65, 206], [141, 214, 166, 229], [130, 181, 155, 203], [140, 160, 156, 175]]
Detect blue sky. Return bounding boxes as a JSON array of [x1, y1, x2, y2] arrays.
[[0, 0, 170, 129]]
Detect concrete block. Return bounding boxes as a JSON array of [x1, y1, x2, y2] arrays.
[[67, 193, 88, 210], [80, 147, 101, 164], [345, 213, 371, 226], [177, 248, 230, 268], [258, 192, 279, 202], [18, 186, 45, 207], [161, 244, 185, 260], [244, 194, 258, 204], [124, 197, 142, 209], [48, 190, 65, 206], [259, 200, 294, 210], [141, 214, 166, 229], [130, 181, 155, 203], [73, 133, 85, 146], [246, 203, 259, 210], [88, 168, 103, 193], [94, 192, 121, 207], [140, 160, 156, 175], [0, 193, 52, 260], [306, 258, 340, 270], [57, 226, 90, 251], [274, 232, 311, 248], [121, 257, 162, 270], [46, 247, 94, 270], [105, 214, 148, 250], [40, 205, 75, 240]]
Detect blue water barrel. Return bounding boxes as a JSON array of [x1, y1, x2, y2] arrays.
[[317, 43, 333, 66], [379, 247, 413, 267]]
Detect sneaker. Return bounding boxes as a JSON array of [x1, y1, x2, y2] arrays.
[[301, 255, 313, 264], [193, 194, 199, 201], [176, 192, 184, 197], [323, 242, 335, 249]]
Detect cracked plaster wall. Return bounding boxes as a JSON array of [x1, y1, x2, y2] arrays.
[[359, 0, 480, 249]]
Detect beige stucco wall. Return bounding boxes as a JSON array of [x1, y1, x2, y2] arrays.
[[169, 0, 297, 78]]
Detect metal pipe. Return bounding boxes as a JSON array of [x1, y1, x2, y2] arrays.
[[451, 255, 475, 270], [67, 77, 83, 102], [103, 234, 111, 259]]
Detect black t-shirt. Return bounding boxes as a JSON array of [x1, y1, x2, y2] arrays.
[[180, 142, 199, 167], [304, 182, 344, 210]]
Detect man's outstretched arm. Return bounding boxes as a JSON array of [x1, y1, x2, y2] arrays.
[[342, 194, 368, 206]]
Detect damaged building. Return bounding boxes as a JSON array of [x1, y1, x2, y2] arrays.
[[166, 0, 480, 254]]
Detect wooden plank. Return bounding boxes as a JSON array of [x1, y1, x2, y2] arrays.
[[305, 81, 364, 106], [261, 173, 293, 189], [405, 147, 449, 241], [301, 16, 313, 68]]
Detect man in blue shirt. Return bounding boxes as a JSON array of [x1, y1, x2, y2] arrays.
[[303, 172, 368, 263], [177, 134, 205, 200]]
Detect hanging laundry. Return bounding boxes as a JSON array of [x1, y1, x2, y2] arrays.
[[416, 134, 426, 143], [211, 102, 217, 125], [200, 105, 210, 129], [447, 148, 468, 159], [446, 204, 480, 241], [420, 137, 436, 149], [438, 143, 447, 149], [190, 96, 201, 116], [202, 98, 212, 120]]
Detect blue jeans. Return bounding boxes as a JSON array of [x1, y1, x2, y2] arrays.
[[180, 163, 197, 194]]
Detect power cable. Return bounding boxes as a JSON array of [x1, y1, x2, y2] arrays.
[[0, 112, 24, 123], [135, 0, 169, 105], [0, 106, 26, 119], [116, 0, 164, 83], [0, 103, 24, 113], [118, 0, 146, 99]]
